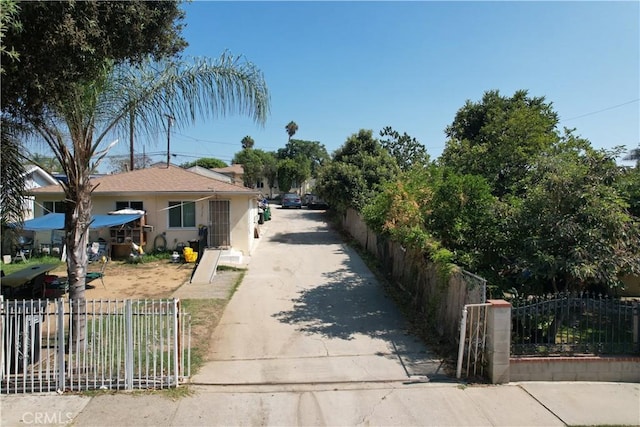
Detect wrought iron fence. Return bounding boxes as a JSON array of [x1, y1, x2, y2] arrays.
[[510, 292, 639, 356], [1, 297, 191, 394]]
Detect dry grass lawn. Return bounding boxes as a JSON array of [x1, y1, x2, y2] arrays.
[[48, 259, 195, 299]]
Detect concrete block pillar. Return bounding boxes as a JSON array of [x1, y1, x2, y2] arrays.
[[486, 299, 511, 384]]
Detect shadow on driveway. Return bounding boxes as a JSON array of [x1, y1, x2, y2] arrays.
[[273, 255, 453, 381]]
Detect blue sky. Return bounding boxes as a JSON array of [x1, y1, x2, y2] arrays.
[[107, 1, 639, 168]]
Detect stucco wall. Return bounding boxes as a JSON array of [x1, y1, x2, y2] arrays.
[[33, 193, 257, 256]]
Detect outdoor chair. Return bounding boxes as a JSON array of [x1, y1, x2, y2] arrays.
[[86, 255, 108, 288], [88, 240, 108, 263]]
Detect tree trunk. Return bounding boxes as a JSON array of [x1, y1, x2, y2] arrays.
[[65, 176, 93, 350]]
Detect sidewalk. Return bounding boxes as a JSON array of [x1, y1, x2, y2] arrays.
[[1, 381, 639, 426]]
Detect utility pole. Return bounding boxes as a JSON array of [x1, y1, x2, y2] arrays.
[[129, 109, 135, 171], [166, 115, 174, 167]]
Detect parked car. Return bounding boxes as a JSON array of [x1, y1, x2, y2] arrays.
[[307, 194, 328, 209], [281, 193, 302, 209]]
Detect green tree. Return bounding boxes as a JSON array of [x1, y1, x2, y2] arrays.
[[424, 168, 498, 270], [1, 0, 186, 118], [623, 146, 640, 166], [241, 135, 255, 150], [285, 121, 298, 141], [316, 129, 399, 213], [25, 54, 269, 303], [180, 157, 228, 169], [509, 148, 639, 292], [276, 139, 329, 178], [276, 157, 311, 194], [234, 148, 263, 188], [617, 166, 640, 219], [440, 89, 560, 197], [379, 126, 430, 171], [109, 154, 153, 173], [363, 164, 497, 272], [0, 0, 21, 71], [260, 151, 278, 197], [30, 153, 63, 173]]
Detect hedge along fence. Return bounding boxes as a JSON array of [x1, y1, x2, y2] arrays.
[[341, 208, 486, 345]]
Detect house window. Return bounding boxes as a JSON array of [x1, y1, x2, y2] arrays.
[[116, 201, 144, 211], [168, 201, 196, 228], [256, 180, 264, 189], [43, 201, 65, 215]]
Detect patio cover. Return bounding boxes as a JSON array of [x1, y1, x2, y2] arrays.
[[18, 212, 143, 231]]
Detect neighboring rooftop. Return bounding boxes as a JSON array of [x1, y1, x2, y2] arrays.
[[30, 165, 258, 195]]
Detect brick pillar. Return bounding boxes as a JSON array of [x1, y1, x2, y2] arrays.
[[486, 299, 511, 384]]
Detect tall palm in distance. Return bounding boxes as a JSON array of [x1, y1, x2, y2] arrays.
[[286, 120, 298, 141], [241, 135, 255, 149]]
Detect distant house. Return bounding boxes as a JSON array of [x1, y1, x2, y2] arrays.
[[187, 165, 233, 183], [211, 163, 314, 199], [22, 165, 60, 220], [29, 165, 262, 259], [212, 164, 245, 185]]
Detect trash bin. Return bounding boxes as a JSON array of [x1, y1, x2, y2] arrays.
[[4, 300, 47, 373], [258, 211, 264, 224], [264, 207, 271, 221]]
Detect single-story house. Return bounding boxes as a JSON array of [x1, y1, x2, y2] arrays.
[[22, 165, 60, 220], [29, 165, 262, 260]]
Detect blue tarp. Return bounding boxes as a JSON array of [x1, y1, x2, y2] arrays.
[[18, 213, 143, 231]]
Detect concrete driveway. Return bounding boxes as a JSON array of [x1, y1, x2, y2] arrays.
[[192, 206, 449, 386]]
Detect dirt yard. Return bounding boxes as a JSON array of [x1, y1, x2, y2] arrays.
[[48, 260, 195, 300]]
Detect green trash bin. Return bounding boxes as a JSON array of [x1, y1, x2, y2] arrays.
[[264, 207, 271, 221]]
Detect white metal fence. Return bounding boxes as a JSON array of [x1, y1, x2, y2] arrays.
[[456, 303, 490, 380], [1, 297, 191, 394]]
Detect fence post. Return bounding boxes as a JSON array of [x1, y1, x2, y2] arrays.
[[456, 306, 468, 379], [56, 299, 66, 392], [125, 300, 133, 391], [486, 299, 511, 384], [173, 299, 180, 386]]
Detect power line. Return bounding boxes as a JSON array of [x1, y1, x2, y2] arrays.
[[172, 132, 238, 146], [562, 98, 639, 122]]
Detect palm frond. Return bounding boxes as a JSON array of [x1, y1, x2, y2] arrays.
[[98, 52, 270, 149], [0, 117, 29, 226]]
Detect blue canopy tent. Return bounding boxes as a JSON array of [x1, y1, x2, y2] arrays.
[[18, 213, 143, 231], [9, 211, 144, 260]]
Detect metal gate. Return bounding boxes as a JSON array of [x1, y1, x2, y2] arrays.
[[1, 297, 191, 394], [456, 303, 490, 380], [209, 200, 231, 247]]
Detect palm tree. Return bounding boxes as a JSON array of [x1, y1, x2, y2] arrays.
[[26, 53, 269, 303], [1, 119, 28, 255], [241, 135, 255, 149], [285, 121, 298, 141]]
